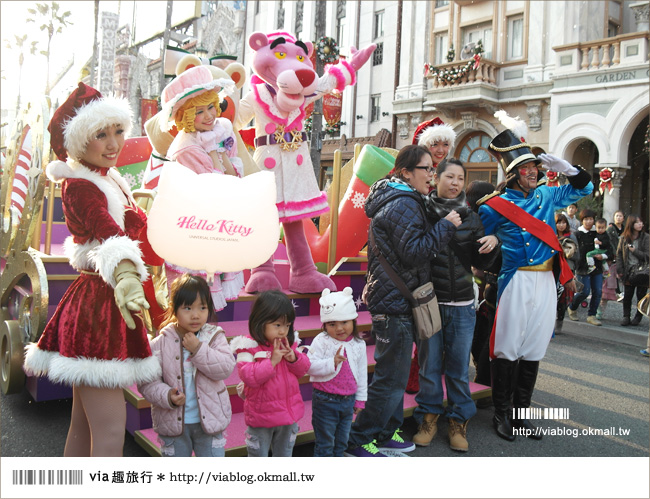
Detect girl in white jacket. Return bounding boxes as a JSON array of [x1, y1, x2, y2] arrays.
[[138, 274, 235, 457], [308, 287, 368, 456]]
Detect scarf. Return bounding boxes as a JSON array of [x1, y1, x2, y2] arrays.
[[425, 190, 470, 222]]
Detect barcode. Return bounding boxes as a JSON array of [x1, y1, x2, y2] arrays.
[[512, 407, 570, 420], [12, 470, 83, 485]]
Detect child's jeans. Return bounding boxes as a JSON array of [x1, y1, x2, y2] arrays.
[[158, 424, 226, 457], [245, 423, 299, 457], [311, 389, 356, 457]]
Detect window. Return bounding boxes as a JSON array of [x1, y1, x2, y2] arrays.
[[435, 0, 449, 7], [337, 2, 347, 50], [434, 32, 449, 65], [370, 94, 381, 122], [372, 42, 383, 66], [457, 132, 499, 185], [374, 10, 384, 39], [463, 22, 492, 59], [507, 15, 524, 60], [607, 21, 619, 38]]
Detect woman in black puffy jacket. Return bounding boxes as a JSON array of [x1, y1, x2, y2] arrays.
[[412, 159, 499, 452], [346, 145, 460, 457]]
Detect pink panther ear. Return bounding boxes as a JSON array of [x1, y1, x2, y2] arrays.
[[249, 32, 270, 51], [305, 41, 314, 58]]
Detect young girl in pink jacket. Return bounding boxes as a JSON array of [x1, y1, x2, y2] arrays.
[[230, 290, 310, 457], [138, 274, 236, 457]]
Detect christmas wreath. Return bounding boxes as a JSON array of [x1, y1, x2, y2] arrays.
[[324, 120, 345, 135], [446, 44, 455, 63], [315, 36, 339, 63]]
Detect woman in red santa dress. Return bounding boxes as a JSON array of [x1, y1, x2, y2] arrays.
[[23, 83, 162, 456]]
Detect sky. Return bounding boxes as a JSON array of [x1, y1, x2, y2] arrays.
[[1, 0, 203, 112]]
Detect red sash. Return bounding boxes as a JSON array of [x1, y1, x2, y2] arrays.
[[486, 196, 573, 285]]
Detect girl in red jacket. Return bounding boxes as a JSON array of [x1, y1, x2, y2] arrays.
[[230, 290, 310, 456], [139, 274, 235, 456]]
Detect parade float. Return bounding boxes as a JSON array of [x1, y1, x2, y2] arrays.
[[0, 32, 492, 456]]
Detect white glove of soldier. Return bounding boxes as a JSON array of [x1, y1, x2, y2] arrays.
[[538, 153, 579, 176]]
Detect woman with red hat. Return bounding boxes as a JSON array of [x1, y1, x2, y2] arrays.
[[24, 83, 162, 456]]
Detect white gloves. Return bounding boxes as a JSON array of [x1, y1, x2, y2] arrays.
[[538, 153, 579, 176]]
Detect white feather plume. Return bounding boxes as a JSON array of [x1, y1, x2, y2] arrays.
[[494, 110, 528, 141]]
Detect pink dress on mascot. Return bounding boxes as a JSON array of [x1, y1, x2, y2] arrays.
[[237, 31, 375, 294]]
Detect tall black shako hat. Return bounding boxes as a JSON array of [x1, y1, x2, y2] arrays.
[[488, 110, 541, 183]]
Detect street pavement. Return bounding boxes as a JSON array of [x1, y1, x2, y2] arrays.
[[1, 299, 648, 459]]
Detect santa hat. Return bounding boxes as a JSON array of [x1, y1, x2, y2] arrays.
[[320, 287, 358, 323], [48, 82, 132, 162], [488, 110, 540, 174], [412, 117, 457, 150], [160, 65, 234, 131]]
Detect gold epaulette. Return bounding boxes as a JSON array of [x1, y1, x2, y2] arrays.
[[476, 190, 502, 207]]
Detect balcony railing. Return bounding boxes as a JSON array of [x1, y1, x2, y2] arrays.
[[426, 58, 499, 89], [552, 32, 649, 73]]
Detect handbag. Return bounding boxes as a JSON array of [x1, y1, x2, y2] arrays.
[[368, 229, 442, 339], [628, 262, 649, 287]]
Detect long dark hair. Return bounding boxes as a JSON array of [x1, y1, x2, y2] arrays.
[[159, 273, 216, 329], [248, 290, 296, 346], [387, 144, 432, 181], [620, 214, 644, 246]]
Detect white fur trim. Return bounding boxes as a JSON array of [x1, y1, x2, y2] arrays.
[[293, 330, 302, 346], [45, 160, 134, 231], [46, 160, 73, 182], [64, 96, 133, 162], [418, 124, 457, 150], [90, 235, 148, 287], [229, 335, 258, 353], [24, 344, 162, 388], [64, 236, 99, 271], [254, 351, 271, 360], [236, 352, 254, 363]]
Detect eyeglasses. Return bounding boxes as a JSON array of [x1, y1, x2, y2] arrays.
[[414, 166, 435, 174]]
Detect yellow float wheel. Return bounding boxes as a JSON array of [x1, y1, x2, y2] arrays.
[[1, 320, 25, 394]]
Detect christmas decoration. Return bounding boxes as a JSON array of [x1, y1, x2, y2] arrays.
[[474, 39, 484, 56], [324, 120, 345, 135], [598, 167, 615, 195], [315, 36, 339, 63], [424, 54, 482, 83], [304, 115, 313, 134], [446, 44, 455, 63], [546, 170, 560, 187]]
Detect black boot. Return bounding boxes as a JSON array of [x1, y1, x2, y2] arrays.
[[490, 358, 517, 441], [511, 360, 543, 440], [631, 311, 643, 326]]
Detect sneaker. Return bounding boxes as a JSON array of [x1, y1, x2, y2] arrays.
[[617, 293, 624, 302], [344, 441, 388, 457], [586, 315, 602, 326], [448, 418, 469, 452], [568, 308, 579, 321], [376, 430, 416, 453], [413, 413, 439, 446], [640, 349, 650, 357]]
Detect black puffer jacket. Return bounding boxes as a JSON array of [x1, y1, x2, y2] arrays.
[[425, 192, 499, 303], [364, 179, 456, 315]]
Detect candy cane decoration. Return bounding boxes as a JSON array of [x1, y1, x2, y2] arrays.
[[11, 125, 32, 223]]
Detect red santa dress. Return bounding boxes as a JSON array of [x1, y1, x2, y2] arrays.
[[23, 160, 161, 388]]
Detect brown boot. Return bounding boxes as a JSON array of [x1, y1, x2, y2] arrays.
[[448, 418, 469, 452], [413, 413, 439, 446]]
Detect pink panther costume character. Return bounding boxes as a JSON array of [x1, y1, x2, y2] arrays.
[[237, 31, 375, 294]]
